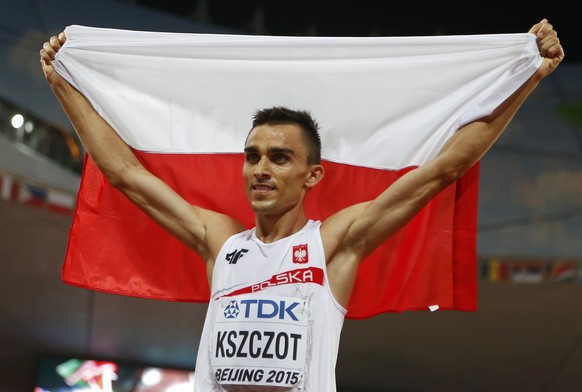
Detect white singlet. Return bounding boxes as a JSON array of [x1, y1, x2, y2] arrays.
[[194, 220, 347, 391]]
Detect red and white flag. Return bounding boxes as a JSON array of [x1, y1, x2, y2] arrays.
[[53, 25, 541, 318], [0, 173, 19, 201]]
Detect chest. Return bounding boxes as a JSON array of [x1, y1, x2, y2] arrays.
[[212, 232, 325, 299]]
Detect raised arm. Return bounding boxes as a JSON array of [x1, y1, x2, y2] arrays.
[[323, 19, 564, 306], [40, 33, 245, 270]]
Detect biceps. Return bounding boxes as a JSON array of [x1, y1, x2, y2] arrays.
[[120, 168, 209, 251], [345, 167, 450, 256]]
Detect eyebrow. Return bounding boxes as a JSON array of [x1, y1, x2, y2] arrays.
[[244, 146, 295, 156]]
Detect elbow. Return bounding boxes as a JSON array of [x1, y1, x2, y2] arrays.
[[106, 172, 126, 190], [439, 161, 470, 187], [442, 149, 479, 184], [96, 162, 133, 191]]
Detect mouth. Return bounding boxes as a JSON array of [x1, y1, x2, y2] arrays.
[[252, 183, 276, 194]]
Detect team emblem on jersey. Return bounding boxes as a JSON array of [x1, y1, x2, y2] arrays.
[[226, 248, 249, 264], [292, 244, 308, 264], [223, 300, 240, 319]]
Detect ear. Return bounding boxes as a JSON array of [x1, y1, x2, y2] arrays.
[[305, 164, 324, 189]]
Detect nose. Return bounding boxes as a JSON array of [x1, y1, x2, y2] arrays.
[[254, 156, 271, 179]]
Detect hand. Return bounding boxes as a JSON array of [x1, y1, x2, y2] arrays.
[[40, 32, 67, 84], [528, 19, 564, 79]]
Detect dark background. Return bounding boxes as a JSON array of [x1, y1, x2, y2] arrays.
[[128, 0, 579, 62]]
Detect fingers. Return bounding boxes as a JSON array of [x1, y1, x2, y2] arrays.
[[528, 18, 547, 36], [39, 32, 67, 66], [529, 19, 565, 61], [527, 19, 565, 79], [540, 31, 564, 60]]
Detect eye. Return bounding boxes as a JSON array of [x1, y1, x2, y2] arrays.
[[272, 154, 288, 164], [245, 153, 260, 164]]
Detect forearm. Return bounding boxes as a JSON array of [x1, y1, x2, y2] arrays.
[[437, 18, 564, 179], [49, 74, 223, 255], [49, 75, 142, 185], [436, 72, 542, 180]]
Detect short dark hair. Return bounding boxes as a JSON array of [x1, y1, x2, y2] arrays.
[[251, 106, 322, 164]]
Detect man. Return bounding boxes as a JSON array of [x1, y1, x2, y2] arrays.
[[40, 19, 563, 391]]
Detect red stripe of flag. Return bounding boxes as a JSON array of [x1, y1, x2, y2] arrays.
[[62, 152, 478, 317]]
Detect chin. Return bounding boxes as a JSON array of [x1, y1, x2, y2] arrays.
[[252, 200, 292, 217], [250, 200, 274, 213]]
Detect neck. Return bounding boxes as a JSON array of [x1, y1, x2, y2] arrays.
[[254, 209, 309, 243]]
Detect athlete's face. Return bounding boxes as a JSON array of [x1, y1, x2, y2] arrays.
[[243, 124, 323, 217]]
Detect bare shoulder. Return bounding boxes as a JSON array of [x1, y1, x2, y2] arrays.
[[189, 206, 247, 261], [204, 208, 247, 242]]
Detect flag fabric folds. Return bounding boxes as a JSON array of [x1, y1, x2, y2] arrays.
[[53, 25, 541, 318]]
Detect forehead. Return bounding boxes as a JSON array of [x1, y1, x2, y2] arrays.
[[245, 123, 306, 150]]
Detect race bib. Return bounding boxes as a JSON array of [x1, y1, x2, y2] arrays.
[[211, 295, 309, 389]]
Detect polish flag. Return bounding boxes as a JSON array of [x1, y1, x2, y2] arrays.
[[53, 25, 541, 318], [0, 173, 20, 201], [47, 189, 76, 215], [18, 183, 47, 209]]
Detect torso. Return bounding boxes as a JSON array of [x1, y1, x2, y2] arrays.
[[194, 220, 347, 391]]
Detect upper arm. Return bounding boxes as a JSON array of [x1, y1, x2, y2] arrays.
[[322, 162, 453, 307], [117, 164, 246, 263], [319, 98, 518, 306], [323, 159, 454, 264]]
